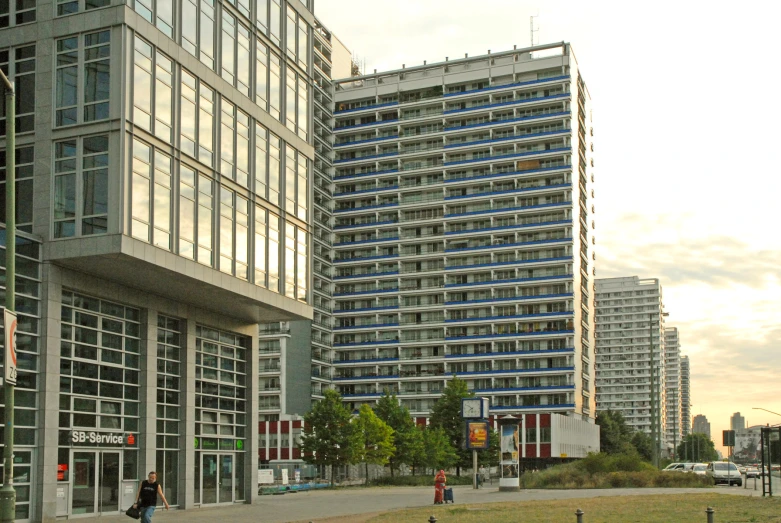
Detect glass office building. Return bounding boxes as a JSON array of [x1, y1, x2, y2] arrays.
[[1, 0, 315, 519]]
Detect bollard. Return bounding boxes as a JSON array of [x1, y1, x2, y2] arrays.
[[575, 508, 584, 523], [428, 516, 438, 523], [705, 506, 714, 523]]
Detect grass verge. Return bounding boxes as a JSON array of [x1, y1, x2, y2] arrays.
[[366, 494, 781, 523]]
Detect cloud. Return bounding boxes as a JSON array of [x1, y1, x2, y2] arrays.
[[598, 214, 781, 289]]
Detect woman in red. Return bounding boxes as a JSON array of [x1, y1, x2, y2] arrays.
[[433, 469, 446, 504]]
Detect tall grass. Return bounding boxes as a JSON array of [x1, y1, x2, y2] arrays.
[[523, 452, 713, 489]]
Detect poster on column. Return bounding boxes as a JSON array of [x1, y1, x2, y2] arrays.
[[500, 424, 520, 479], [4, 309, 18, 385]]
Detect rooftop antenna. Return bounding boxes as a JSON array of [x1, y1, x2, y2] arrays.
[[530, 14, 539, 53]]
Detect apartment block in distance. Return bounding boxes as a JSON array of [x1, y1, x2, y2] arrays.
[[329, 42, 599, 459], [664, 327, 682, 454], [595, 277, 668, 448], [680, 354, 691, 436], [1, 0, 317, 519]]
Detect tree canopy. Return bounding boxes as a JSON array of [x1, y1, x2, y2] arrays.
[[676, 433, 719, 462], [375, 393, 424, 476], [429, 376, 474, 471]]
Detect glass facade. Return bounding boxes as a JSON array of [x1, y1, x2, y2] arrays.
[[156, 315, 182, 506]]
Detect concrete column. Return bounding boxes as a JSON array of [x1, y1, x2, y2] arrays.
[[140, 309, 159, 478], [246, 326, 259, 503], [179, 319, 197, 508], [35, 263, 62, 523]]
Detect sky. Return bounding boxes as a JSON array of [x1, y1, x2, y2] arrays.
[[315, 0, 781, 452]]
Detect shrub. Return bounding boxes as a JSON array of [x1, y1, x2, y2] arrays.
[[369, 474, 474, 487]]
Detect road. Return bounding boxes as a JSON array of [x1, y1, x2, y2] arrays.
[[90, 478, 781, 523]]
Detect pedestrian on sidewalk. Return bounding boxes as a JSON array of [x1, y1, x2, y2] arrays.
[[434, 469, 447, 504], [133, 471, 170, 523]]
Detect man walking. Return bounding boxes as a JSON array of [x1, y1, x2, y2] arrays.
[[133, 471, 170, 523]]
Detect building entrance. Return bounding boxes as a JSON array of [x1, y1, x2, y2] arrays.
[[70, 450, 121, 515], [200, 453, 234, 504]]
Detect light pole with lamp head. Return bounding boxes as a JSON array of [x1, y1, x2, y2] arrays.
[[649, 311, 669, 468]]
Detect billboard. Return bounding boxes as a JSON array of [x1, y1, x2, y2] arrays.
[[734, 429, 761, 462], [466, 421, 490, 450]]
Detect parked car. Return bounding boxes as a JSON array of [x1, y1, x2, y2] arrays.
[[745, 466, 760, 478], [663, 462, 687, 472], [690, 463, 708, 476], [706, 462, 742, 486]]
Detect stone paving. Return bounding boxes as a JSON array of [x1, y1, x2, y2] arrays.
[[88, 478, 778, 523]]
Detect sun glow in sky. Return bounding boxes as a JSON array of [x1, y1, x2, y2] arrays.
[[316, 0, 781, 451]]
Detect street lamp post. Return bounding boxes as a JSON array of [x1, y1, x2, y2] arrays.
[[649, 311, 669, 469], [753, 408, 781, 418], [0, 69, 17, 523]]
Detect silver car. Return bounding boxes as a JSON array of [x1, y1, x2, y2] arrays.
[[706, 462, 742, 486]]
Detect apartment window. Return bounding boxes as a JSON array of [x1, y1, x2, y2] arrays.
[[55, 30, 110, 126], [57, 0, 110, 16], [131, 36, 174, 142], [254, 206, 267, 287], [296, 226, 307, 302], [130, 138, 172, 248], [0, 45, 35, 136], [180, 69, 215, 166], [220, 100, 250, 187], [225, 0, 249, 18], [221, 12, 251, 97], [255, 123, 268, 199], [268, 133, 281, 205], [256, 0, 267, 31], [268, 213, 280, 292], [131, 0, 173, 36], [285, 68, 309, 140], [1, 0, 35, 25], [179, 165, 196, 259], [197, 174, 214, 266], [269, 52, 281, 121], [269, 0, 281, 45], [219, 188, 249, 280], [0, 146, 34, 233], [54, 135, 109, 238], [255, 40, 268, 110]]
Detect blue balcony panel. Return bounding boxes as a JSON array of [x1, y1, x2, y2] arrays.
[[333, 374, 401, 381], [334, 287, 399, 297], [445, 273, 573, 288], [445, 311, 573, 323], [447, 366, 574, 376], [445, 235, 571, 254], [334, 271, 400, 281], [333, 339, 399, 347], [443, 93, 570, 115], [445, 187, 569, 202], [334, 323, 400, 331], [491, 403, 575, 411], [443, 129, 570, 150], [335, 118, 400, 132], [341, 392, 385, 398], [334, 168, 399, 181], [445, 329, 575, 341], [335, 101, 399, 114], [444, 164, 572, 184], [334, 151, 399, 165], [334, 185, 399, 197], [443, 75, 570, 98], [445, 256, 572, 271], [445, 202, 570, 220], [445, 347, 575, 358], [445, 292, 574, 306], [333, 254, 399, 264], [444, 111, 571, 132], [334, 220, 398, 230], [334, 135, 400, 148], [334, 203, 399, 214], [334, 236, 400, 247], [474, 385, 576, 393], [444, 146, 571, 167], [333, 306, 400, 314], [334, 357, 400, 365]]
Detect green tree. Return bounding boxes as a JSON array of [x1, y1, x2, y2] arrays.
[[429, 376, 473, 474], [479, 427, 501, 467], [300, 390, 361, 485], [676, 433, 719, 462], [353, 404, 395, 481], [421, 426, 459, 474], [596, 410, 634, 455], [374, 393, 424, 476], [631, 431, 653, 462]]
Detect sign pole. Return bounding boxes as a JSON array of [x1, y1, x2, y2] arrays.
[[1, 70, 17, 523], [473, 449, 478, 489]]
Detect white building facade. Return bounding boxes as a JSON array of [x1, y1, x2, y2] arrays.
[[329, 42, 597, 430], [595, 277, 667, 448], [680, 354, 691, 436], [664, 327, 682, 455]]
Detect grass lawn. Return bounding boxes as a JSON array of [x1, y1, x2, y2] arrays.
[[367, 494, 781, 522]]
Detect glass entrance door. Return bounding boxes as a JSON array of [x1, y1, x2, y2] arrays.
[[71, 451, 122, 515], [200, 453, 234, 504]]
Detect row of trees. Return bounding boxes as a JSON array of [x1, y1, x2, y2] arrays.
[[299, 378, 496, 483], [596, 410, 718, 463]]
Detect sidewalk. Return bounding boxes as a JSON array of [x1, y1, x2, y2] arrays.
[[88, 483, 767, 523]]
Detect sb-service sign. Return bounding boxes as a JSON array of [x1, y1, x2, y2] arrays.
[[4, 309, 18, 385], [70, 431, 138, 447], [466, 421, 490, 450]]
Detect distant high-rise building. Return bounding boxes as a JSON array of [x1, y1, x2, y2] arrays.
[[693, 414, 711, 439], [664, 327, 682, 453], [680, 355, 691, 436], [730, 412, 746, 431], [595, 277, 667, 449]]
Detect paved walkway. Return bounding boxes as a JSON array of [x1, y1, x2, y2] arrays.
[[90, 480, 775, 523]]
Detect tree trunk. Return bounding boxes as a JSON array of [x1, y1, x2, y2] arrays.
[[456, 465, 461, 477], [330, 464, 334, 487], [365, 461, 369, 485]]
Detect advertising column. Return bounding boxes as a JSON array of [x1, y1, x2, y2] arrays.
[[499, 416, 520, 492]]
